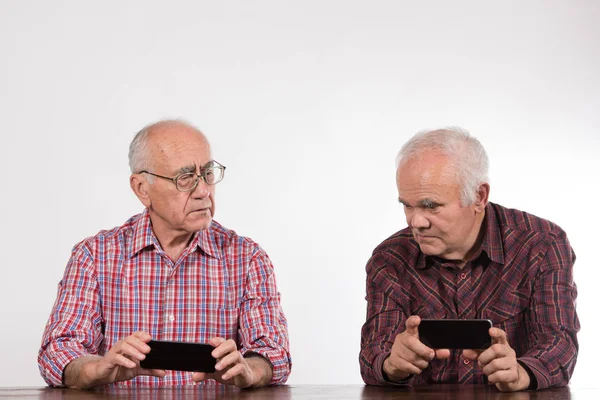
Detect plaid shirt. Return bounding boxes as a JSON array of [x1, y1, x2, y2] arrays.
[[39, 209, 291, 387], [360, 202, 579, 389]]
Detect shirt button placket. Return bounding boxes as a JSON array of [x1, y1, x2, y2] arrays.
[[163, 278, 176, 339], [458, 355, 474, 384], [456, 270, 472, 319]]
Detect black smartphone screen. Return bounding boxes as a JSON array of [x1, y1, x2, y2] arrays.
[[418, 319, 492, 349], [140, 340, 216, 372]]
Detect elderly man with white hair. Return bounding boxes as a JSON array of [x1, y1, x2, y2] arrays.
[[360, 127, 579, 392], [39, 119, 291, 389]]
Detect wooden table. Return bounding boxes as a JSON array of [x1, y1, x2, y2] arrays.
[[0, 384, 593, 399]]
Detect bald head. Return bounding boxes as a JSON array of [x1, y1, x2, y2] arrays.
[[129, 119, 210, 174]]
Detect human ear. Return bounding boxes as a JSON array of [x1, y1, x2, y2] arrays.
[[474, 183, 490, 213], [130, 174, 152, 207]]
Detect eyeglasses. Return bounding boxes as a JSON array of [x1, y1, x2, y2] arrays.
[[139, 161, 226, 192]]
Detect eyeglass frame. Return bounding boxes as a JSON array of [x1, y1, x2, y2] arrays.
[[138, 160, 226, 192]]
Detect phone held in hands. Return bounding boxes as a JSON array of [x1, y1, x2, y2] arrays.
[[140, 340, 216, 372], [418, 319, 493, 349]]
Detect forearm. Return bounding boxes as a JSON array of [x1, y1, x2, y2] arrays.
[[361, 253, 411, 386], [39, 245, 105, 387], [63, 355, 105, 389], [360, 347, 414, 387], [240, 249, 291, 384], [517, 341, 577, 390], [523, 234, 579, 389]]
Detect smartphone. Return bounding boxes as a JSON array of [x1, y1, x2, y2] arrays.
[[140, 340, 216, 372], [418, 319, 492, 349]]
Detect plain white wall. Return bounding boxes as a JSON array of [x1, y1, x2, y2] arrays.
[[1, 0, 598, 388]]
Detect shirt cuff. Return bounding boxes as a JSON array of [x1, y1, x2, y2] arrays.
[[518, 357, 544, 390], [243, 349, 290, 385], [39, 348, 86, 387]]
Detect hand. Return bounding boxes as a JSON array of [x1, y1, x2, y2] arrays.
[[383, 316, 451, 381], [463, 327, 530, 392], [192, 337, 272, 388], [65, 331, 165, 388], [91, 331, 166, 385]]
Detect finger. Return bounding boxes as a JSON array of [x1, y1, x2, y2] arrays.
[[127, 335, 153, 354], [388, 355, 427, 376], [490, 327, 508, 345], [478, 342, 513, 367], [481, 357, 515, 377], [434, 349, 451, 359], [215, 351, 243, 371], [139, 368, 166, 378], [462, 349, 481, 360], [192, 372, 213, 382], [395, 350, 430, 371], [115, 341, 147, 361], [487, 368, 518, 385], [404, 315, 421, 336], [131, 331, 152, 342], [392, 339, 432, 370], [211, 339, 237, 359], [221, 363, 247, 381], [113, 353, 137, 369], [403, 335, 434, 361], [209, 337, 227, 348]]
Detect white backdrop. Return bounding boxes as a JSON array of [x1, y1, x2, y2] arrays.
[[1, 0, 598, 388]]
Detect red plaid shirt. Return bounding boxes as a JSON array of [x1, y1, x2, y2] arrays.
[[360, 202, 579, 389], [39, 209, 291, 387]]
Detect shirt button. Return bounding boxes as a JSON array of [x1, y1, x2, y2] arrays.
[[463, 358, 470, 365], [460, 273, 467, 280], [168, 315, 175, 322]]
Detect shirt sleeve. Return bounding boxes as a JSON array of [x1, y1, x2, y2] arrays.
[[37, 242, 104, 387], [517, 229, 580, 389], [359, 252, 413, 386], [238, 246, 291, 385]]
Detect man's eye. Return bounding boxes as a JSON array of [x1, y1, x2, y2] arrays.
[[425, 203, 439, 210]]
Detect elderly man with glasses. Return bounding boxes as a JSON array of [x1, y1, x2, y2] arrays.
[[38, 120, 291, 389]]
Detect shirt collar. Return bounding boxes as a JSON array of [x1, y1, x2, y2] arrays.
[[479, 202, 505, 265], [127, 209, 221, 260], [128, 209, 157, 258], [195, 224, 221, 259]]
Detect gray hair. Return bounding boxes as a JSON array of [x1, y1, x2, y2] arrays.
[[395, 126, 489, 206], [128, 119, 204, 184], [129, 123, 154, 174]]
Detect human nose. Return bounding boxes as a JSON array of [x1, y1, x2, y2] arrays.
[[407, 209, 430, 229], [191, 176, 210, 198]]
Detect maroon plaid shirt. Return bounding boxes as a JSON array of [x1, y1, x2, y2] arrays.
[[360, 202, 579, 389], [39, 209, 291, 387]]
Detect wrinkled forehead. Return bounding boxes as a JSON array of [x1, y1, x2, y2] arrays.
[[396, 151, 460, 189], [149, 125, 212, 172]]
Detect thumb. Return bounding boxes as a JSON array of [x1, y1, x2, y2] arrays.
[[209, 337, 226, 348], [490, 327, 508, 345], [192, 372, 213, 382], [405, 315, 421, 337]]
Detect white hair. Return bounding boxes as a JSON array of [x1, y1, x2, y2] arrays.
[[128, 119, 205, 184], [129, 125, 153, 173], [395, 126, 489, 206]]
